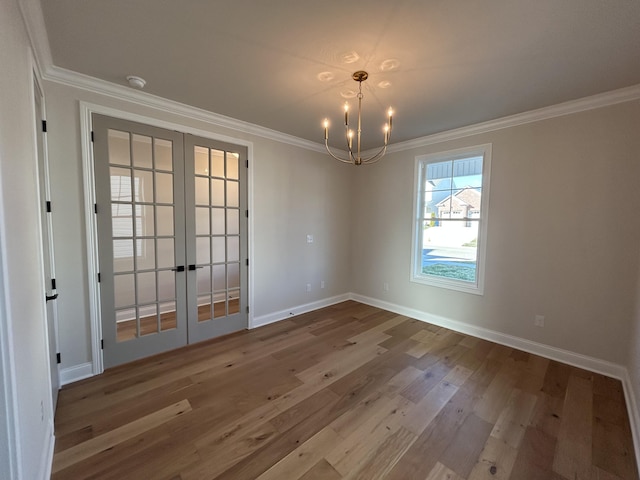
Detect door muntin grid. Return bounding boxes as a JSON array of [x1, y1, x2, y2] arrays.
[[193, 146, 241, 322], [107, 129, 179, 342]]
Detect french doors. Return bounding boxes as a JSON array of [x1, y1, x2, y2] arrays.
[[93, 115, 248, 368]]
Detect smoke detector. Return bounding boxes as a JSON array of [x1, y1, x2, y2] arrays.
[[126, 75, 146, 89]]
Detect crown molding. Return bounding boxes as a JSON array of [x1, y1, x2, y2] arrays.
[[385, 83, 640, 154], [17, 0, 53, 75], [43, 65, 326, 154], [46, 61, 640, 158]]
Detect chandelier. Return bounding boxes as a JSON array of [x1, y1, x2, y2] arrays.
[[323, 71, 393, 166]]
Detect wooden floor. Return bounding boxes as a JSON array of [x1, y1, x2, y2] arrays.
[[53, 301, 639, 479]]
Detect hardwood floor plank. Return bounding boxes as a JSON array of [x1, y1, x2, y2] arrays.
[[399, 366, 472, 436], [211, 395, 344, 480], [474, 358, 520, 424], [255, 426, 340, 480], [467, 435, 518, 480], [439, 413, 494, 478], [269, 388, 339, 434], [490, 388, 538, 448], [325, 394, 413, 475], [52, 426, 177, 480], [552, 374, 594, 479], [510, 426, 562, 480], [385, 384, 478, 479], [592, 415, 639, 479], [425, 461, 466, 480], [298, 459, 342, 480], [348, 426, 416, 480], [53, 399, 192, 473], [52, 302, 639, 479]]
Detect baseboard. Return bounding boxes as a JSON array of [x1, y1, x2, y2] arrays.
[[349, 293, 626, 379], [60, 362, 93, 386], [622, 370, 640, 475], [250, 293, 351, 329]]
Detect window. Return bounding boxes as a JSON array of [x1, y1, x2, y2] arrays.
[[411, 144, 491, 294]]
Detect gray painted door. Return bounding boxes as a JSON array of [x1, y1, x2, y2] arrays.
[[93, 115, 248, 368], [93, 115, 188, 368], [184, 135, 248, 343]]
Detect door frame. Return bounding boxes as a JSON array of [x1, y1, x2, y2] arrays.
[[79, 102, 254, 375], [33, 74, 60, 410]]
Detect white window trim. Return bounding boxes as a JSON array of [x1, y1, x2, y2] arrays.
[[410, 144, 492, 295]]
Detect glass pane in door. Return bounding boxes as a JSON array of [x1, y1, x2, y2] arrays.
[[192, 147, 242, 323], [106, 129, 180, 343]]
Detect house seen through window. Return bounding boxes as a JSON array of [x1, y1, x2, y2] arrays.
[[411, 144, 491, 294]]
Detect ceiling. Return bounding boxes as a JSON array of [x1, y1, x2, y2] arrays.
[[39, 1, 640, 150]]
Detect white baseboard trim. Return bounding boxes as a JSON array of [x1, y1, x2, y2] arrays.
[[350, 293, 627, 379], [60, 362, 94, 386], [621, 369, 640, 475], [250, 294, 351, 329]]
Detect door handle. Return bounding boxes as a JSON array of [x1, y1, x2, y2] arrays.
[[171, 265, 185, 272], [188, 264, 204, 271], [45, 293, 58, 302]]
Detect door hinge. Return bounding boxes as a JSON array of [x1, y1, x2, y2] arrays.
[[46, 201, 52, 213], [97, 272, 101, 283], [246, 258, 249, 266], [245, 159, 249, 168], [91, 131, 95, 142], [101, 339, 104, 349], [42, 120, 47, 133], [51, 278, 56, 290], [56, 353, 61, 364], [246, 305, 250, 314], [94, 203, 98, 214], [245, 210, 249, 218]]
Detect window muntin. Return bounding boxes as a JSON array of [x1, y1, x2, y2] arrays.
[[411, 144, 491, 294]]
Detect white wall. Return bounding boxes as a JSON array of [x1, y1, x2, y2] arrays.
[[351, 100, 640, 366], [43, 80, 353, 370], [0, 0, 56, 478]]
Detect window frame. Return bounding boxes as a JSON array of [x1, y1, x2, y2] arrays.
[[410, 144, 492, 295]]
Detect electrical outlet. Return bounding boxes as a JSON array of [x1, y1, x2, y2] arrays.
[[320, 280, 325, 289], [306, 234, 314, 244], [534, 314, 545, 327], [383, 282, 389, 292], [306, 283, 312, 292]]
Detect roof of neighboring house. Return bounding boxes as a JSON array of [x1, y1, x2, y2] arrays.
[[436, 187, 481, 209]]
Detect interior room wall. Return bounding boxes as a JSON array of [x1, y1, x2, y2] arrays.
[[351, 100, 640, 366], [0, 0, 56, 478], [42, 80, 353, 372]]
